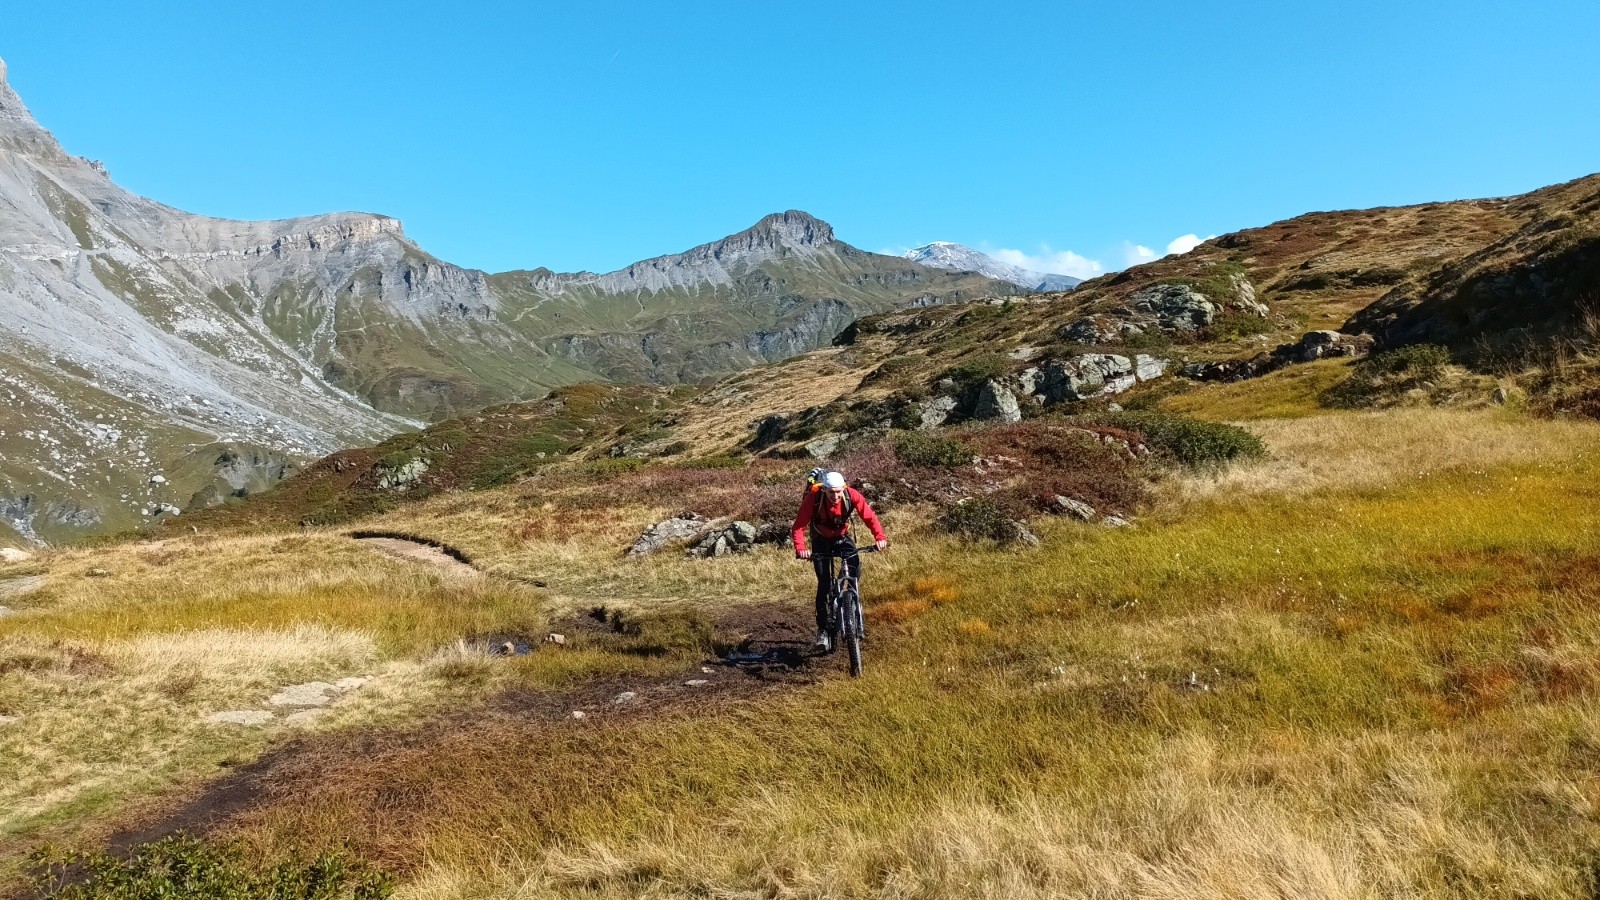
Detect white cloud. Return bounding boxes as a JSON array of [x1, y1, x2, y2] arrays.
[[1165, 233, 1215, 255], [1120, 243, 1157, 267], [989, 245, 1104, 281]]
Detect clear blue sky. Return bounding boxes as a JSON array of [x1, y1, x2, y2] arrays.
[[7, 1, 1597, 278]]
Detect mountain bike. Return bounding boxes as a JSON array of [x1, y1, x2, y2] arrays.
[[816, 545, 876, 677]]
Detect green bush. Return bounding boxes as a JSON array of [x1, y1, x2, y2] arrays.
[[1320, 343, 1452, 409], [582, 457, 647, 479], [1367, 343, 1451, 377], [1206, 310, 1274, 340], [1094, 411, 1266, 467], [892, 432, 974, 467], [934, 497, 1020, 542], [675, 454, 748, 470], [941, 353, 1011, 388], [31, 835, 394, 900]]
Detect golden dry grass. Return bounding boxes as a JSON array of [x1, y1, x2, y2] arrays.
[[9, 401, 1600, 899]]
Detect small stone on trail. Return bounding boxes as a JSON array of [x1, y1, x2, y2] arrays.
[[613, 691, 638, 705], [545, 633, 566, 646], [570, 710, 587, 719], [268, 682, 337, 707], [205, 710, 274, 726], [701, 666, 715, 674], [685, 679, 708, 687]]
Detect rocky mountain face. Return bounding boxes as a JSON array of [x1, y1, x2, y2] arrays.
[[0, 59, 1016, 544], [905, 242, 1081, 292]]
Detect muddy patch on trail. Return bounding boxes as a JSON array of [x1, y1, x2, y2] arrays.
[[0, 575, 45, 602], [99, 602, 827, 861], [353, 535, 479, 577]]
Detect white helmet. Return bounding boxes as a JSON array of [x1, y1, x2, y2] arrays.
[[823, 471, 847, 490]]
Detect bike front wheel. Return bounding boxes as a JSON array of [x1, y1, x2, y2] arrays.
[[841, 589, 864, 677]]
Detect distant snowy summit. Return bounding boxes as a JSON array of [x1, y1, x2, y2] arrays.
[[905, 242, 1081, 292]]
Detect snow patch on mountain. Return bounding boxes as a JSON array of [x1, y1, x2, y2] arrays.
[[904, 242, 1080, 292]]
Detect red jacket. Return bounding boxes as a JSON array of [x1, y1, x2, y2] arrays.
[[792, 486, 886, 553]]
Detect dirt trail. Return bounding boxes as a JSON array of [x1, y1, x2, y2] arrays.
[[98, 602, 829, 858], [354, 536, 479, 577]]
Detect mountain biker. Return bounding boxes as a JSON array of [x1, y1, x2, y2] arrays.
[[793, 470, 888, 652]]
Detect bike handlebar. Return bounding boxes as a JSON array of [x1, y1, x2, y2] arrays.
[[808, 545, 879, 559]]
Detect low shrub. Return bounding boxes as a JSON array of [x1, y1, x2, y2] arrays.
[[892, 432, 973, 468], [581, 457, 647, 480], [31, 835, 394, 900], [1321, 343, 1452, 409], [1091, 411, 1266, 466], [1205, 310, 1274, 340], [675, 454, 748, 471], [941, 353, 1011, 389], [935, 497, 1020, 542]]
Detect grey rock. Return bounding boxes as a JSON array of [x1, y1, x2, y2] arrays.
[[1053, 496, 1097, 521], [804, 433, 847, 460], [1061, 317, 1109, 344], [544, 632, 566, 646], [1492, 386, 1509, 405], [915, 395, 959, 429], [1102, 516, 1133, 528], [1133, 354, 1168, 382], [730, 520, 758, 545], [685, 679, 709, 687], [1039, 354, 1137, 403], [973, 380, 1022, 423], [751, 414, 788, 449], [1229, 274, 1269, 317], [1010, 521, 1041, 547], [268, 681, 337, 707], [1016, 367, 1042, 397], [627, 513, 707, 556], [613, 691, 638, 705], [376, 458, 429, 490], [205, 710, 274, 726], [1130, 284, 1218, 331], [148, 474, 167, 485]]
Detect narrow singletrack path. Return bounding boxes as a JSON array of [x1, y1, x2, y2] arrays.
[[354, 535, 480, 578]]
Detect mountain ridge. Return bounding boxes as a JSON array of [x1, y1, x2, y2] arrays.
[[0, 58, 1017, 544]]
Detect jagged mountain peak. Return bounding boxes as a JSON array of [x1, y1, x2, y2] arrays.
[[0, 57, 58, 154], [745, 210, 835, 247]]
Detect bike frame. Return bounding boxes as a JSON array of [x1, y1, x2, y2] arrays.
[[814, 545, 875, 676]]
